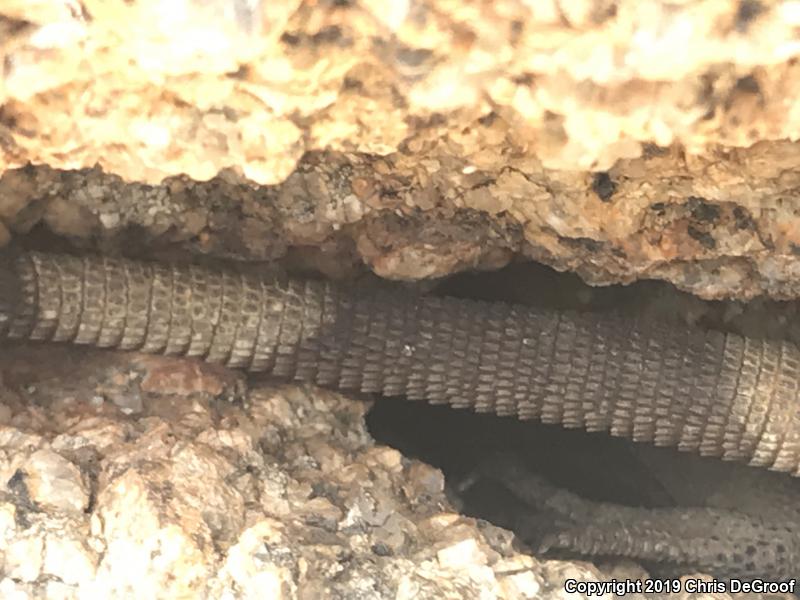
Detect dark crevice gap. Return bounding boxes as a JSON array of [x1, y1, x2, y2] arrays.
[[366, 259, 800, 564], [366, 398, 677, 508]]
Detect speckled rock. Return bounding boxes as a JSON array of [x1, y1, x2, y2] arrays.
[[3, 2, 800, 298], [0, 320, 794, 598], [16, 449, 89, 514], [3, 3, 800, 595], [5, 154, 800, 299], [0, 343, 577, 599], [3, 0, 800, 179]]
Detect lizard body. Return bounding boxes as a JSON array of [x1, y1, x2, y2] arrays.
[[1, 249, 799, 580]]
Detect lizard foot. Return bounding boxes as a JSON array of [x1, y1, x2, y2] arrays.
[[460, 453, 799, 582]]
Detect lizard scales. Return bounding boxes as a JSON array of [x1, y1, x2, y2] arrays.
[[1, 250, 799, 475], [4, 249, 800, 581]]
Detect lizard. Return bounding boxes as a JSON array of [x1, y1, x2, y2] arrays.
[[1, 248, 799, 582]]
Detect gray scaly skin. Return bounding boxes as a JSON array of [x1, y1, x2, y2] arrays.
[[1, 250, 799, 580], [464, 453, 799, 582]]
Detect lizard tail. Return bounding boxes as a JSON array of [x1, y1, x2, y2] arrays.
[[6, 251, 800, 477]]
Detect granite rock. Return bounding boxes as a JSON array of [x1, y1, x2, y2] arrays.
[[2, 2, 800, 297]]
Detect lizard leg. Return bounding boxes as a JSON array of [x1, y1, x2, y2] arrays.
[[463, 454, 799, 581]]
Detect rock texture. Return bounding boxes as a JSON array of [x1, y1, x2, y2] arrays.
[[4, 0, 800, 178], [0, 343, 613, 599], [3, 0, 800, 597], [2, 1, 800, 297], [1, 342, 796, 599]]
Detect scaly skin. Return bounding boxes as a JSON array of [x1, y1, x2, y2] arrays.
[[465, 454, 799, 581], [2, 250, 800, 579]]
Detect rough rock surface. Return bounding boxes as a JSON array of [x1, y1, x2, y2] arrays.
[[3, 0, 800, 597], [4, 0, 800, 178], [3, 1, 800, 298], [0, 343, 630, 599], [0, 341, 795, 599]]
